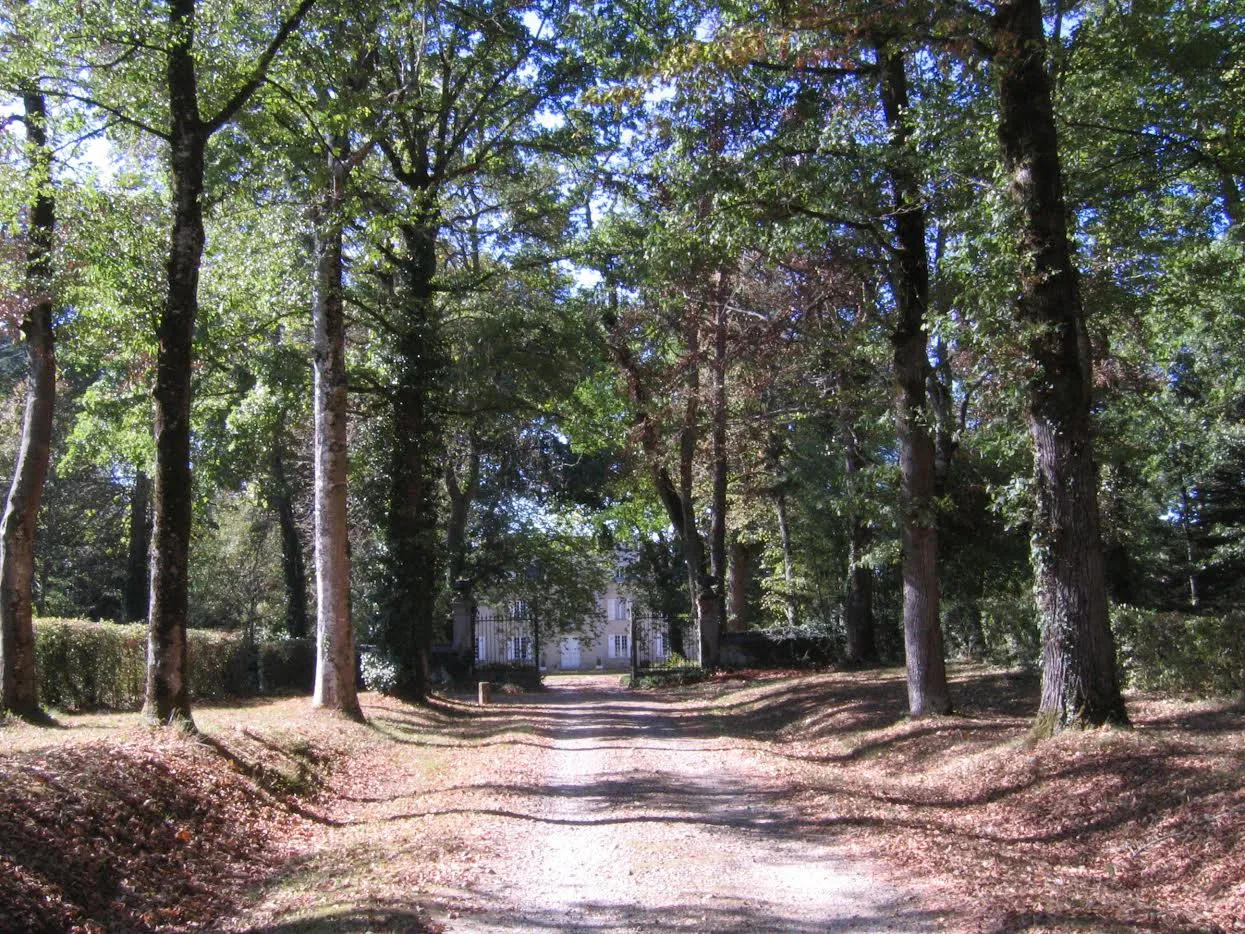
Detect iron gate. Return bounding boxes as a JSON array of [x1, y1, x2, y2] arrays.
[[630, 612, 700, 679]]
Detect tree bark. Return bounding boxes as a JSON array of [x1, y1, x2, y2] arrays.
[[270, 433, 309, 639], [726, 538, 760, 633], [994, 0, 1129, 732], [125, 471, 151, 622], [678, 297, 722, 668], [774, 491, 798, 628], [708, 276, 730, 640], [0, 86, 56, 717], [384, 220, 446, 698], [879, 47, 951, 715], [311, 149, 361, 717], [1179, 484, 1199, 609], [841, 422, 876, 665], [604, 294, 717, 666], [144, 0, 205, 725], [928, 337, 958, 496], [444, 433, 481, 589], [144, 0, 315, 726]]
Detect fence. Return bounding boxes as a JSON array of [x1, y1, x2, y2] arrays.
[[474, 610, 540, 670], [630, 612, 700, 675]]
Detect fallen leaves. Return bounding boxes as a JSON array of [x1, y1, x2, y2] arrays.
[[711, 668, 1245, 933], [0, 718, 331, 933]]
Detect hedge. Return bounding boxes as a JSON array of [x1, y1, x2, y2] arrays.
[[33, 619, 315, 711], [1114, 606, 1245, 697]]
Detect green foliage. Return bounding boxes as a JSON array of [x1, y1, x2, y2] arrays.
[[188, 492, 287, 635], [34, 620, 147, 711], [476, 523, 612, 643], [1114, 606, 1245, 697], [358, 649, 402, 696], [33, 619, 313, 710]]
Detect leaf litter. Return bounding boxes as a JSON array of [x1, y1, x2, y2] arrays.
[[1, 670, 1241, 933]]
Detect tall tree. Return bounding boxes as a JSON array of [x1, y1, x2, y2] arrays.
[[359, 0, 586, 695], [877, 44, 951, 715], [0, 86, 56, 717], [36, 0, 318, 722], [993, 0, 1128, 732], [309, 126, 368, 716]]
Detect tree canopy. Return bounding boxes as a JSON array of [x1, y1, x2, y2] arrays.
[[1, 0, 1242, 727]]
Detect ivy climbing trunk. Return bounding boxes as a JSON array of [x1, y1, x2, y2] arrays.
[[311, 149, 361, 717], [994, 0, 1129, 733], [879, 46, 950, 715], [0, 86, 56, 717], [269, 434, 309, 640], [383, 220, 446, 699]]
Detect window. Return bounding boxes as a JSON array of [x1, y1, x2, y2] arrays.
[[475, 635, 488, 663], [507, 636, 532, 662], [612, 598, 630, 621], [652, 632, 667, 659], [610, 633, 629, 658], [512, 600, 529, 618]]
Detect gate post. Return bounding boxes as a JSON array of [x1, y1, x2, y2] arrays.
[[630, 610, 638, 685], [451, 578, 475, 676]]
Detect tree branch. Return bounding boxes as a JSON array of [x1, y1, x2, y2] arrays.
[[205, 0, 319, 134]]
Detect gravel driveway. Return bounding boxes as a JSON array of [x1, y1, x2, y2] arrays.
[[445, 674, 936, 933]]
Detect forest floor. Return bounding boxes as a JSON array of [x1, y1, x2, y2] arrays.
[[0, 665, 1241, 933]]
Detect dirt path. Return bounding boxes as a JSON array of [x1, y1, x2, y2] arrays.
[[8, 668, 1240, 931], [439, 675, 934, 933]]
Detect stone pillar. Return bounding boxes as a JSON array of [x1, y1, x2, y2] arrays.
[[451, 579, 473, 654]]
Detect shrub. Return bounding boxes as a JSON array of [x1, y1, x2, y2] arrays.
[[33, 619, 317, 711], [1114, 605, 1245, 697], [257, 638, 315, 693], [34, 619, 147, 710], [358, 647, 401, 695]]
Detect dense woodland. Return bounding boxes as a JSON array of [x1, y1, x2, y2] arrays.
[[0, 0, 1242, 729]]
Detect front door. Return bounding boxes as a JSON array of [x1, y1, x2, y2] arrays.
[[560, 637, 581, 669]]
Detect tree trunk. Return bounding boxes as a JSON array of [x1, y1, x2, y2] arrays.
[[1179, 484, 1199, 609], [0, 86, 56, 717], [708, 276, 729, 642], [879, 47, 951, 715], [383, 220, 446, 698], [928, 337, 958, 496], [604, 293, 717, 666], [311, 151, 361, 717], [679, 296, 722, 667], [841, 422, 876, 665], [727, 538, 760, 633], [270, 434, 309, 639], [444, 434, 480, 589], [125, 471, 151, 622], [994, 0, 1129, 733], [144, 0, 204, 725], [774, 490, 798, 628]]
